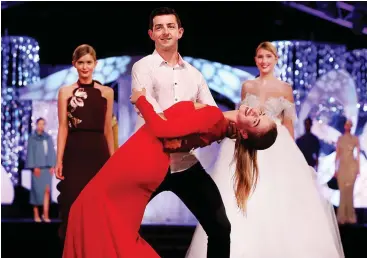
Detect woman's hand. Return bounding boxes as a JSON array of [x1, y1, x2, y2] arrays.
[[55, 162, 64, 180], [130, 88, 146, 104], [33, 168, 41, 177]]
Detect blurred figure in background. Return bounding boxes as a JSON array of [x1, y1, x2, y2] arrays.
[[335, 119, 360, 224], [296, 117, 321, 170], [25, 117, 56, 222]]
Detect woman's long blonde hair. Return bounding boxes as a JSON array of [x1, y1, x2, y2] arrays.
[[233, 124, 278, 212]]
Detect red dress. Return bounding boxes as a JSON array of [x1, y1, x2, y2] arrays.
[[62, 96, 228, 258]]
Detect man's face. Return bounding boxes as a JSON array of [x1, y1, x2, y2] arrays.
[[148, 14, 184, 51]]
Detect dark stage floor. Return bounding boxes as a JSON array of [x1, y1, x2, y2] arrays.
[[1, 219, 367, 258]]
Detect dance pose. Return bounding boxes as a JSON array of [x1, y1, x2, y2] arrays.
[[187, 42, 344, 258], [62, 87, 277, 258], [132, 7, 234, 257]]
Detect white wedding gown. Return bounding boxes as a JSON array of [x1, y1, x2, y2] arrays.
[[186, 93, 344, 258]]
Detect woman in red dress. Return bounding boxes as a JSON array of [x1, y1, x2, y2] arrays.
[[62, 89, 277, 258]]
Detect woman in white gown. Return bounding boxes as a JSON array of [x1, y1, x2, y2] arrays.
[[186, 42, 344, 258]]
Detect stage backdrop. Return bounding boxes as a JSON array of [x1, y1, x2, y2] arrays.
[[1, 45, 365, 224]]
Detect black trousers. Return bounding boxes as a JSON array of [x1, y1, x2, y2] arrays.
[[149, 162, 231, 258]]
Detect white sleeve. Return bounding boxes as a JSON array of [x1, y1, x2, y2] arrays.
[[131, 63, 163, 114], [196, 73, 217, 107]]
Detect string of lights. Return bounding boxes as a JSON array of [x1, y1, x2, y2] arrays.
[[1, 36, 40, 184]]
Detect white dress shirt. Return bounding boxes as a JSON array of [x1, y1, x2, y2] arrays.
[[131, 50, 217, 173]]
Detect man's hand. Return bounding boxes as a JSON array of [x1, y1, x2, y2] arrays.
[[163, 138, 182, 150], [227, 121, 238, 139], [193, 102, 207, 110], [158, 113, 167, 120]]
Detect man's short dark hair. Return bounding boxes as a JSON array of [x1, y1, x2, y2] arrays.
[[149, 7, 182, 29]]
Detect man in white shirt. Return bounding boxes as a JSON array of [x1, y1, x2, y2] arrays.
[[131, 7, 230, 258]]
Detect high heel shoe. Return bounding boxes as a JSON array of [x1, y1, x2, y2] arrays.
[[42, 214, 51, 223]]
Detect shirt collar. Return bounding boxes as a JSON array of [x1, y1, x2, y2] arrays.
[[152, 50, 186, 68]]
